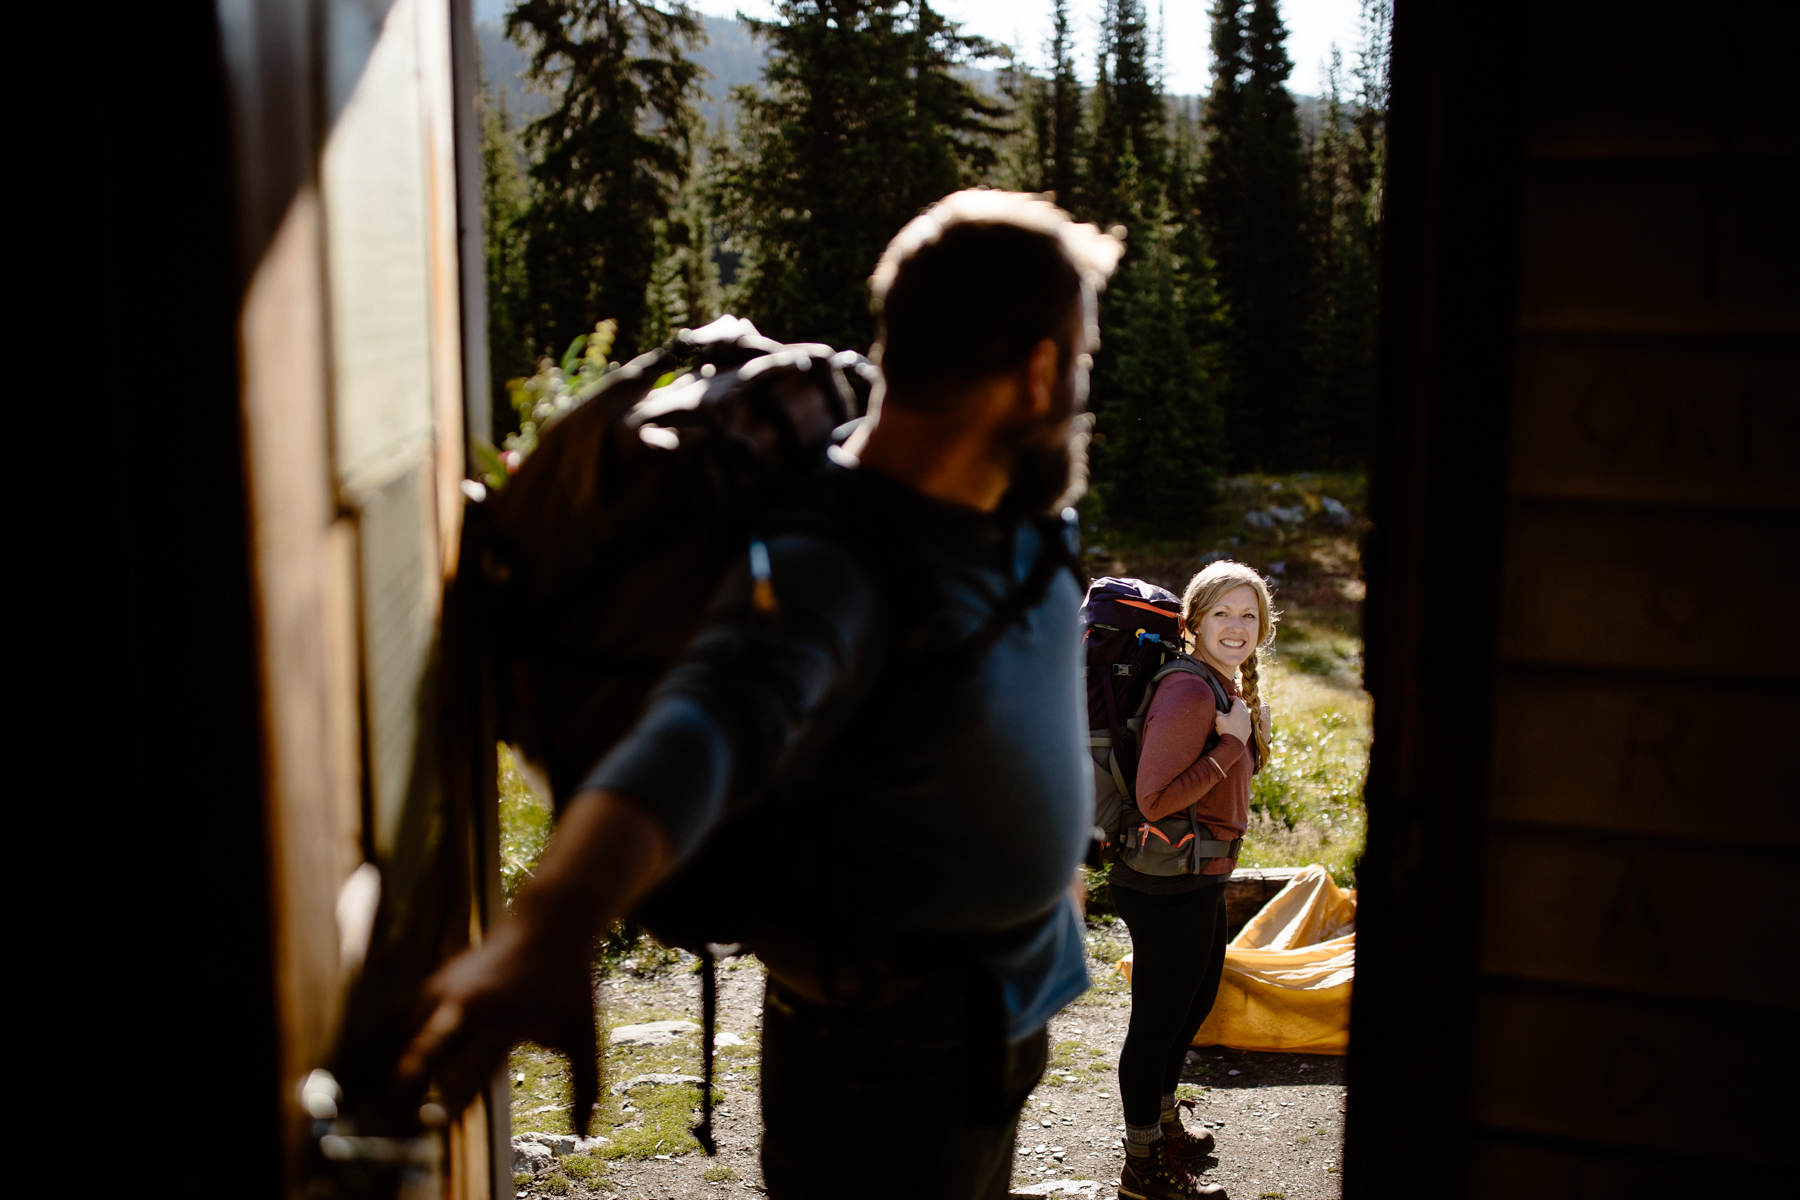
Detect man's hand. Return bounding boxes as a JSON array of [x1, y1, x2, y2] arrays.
[[396, 912, 602, 1135], [1216, 697, 1253, 743], [393, 787, 672, 1137]]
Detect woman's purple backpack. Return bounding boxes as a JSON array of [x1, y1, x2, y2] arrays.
[[1081, 577, 1229, 866]]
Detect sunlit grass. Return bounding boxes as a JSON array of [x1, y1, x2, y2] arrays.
[[497, 744, 552, 905], [1243, 656, 1369, 886], [1081, 470, 1372, 887], [507, 997, 733, 1164]]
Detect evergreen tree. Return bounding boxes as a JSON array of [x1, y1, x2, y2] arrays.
[[641, 160, 722, 348], [1085, 0, 1165, 225], [1109, 0, 1166, 188], [508, 0, 705, 361], [1198, 0, 1309, 469], [1168, 105, 1230, 492], [1350, 0, 1392, 262], [1086, 141, 1226, 533], [1197, 0, 1246, 320], [479, 78, 534, 443], [1297, 0, 1390, 466], [994, 51, 1052, 193], [1300, 48, 1370, 466], [1047, 0, 1082, 209], [1085, 25, 1120, 222], [713, 1, 1007, 351]]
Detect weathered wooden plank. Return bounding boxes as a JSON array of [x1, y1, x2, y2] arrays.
[[1478, 833, 1796, 1005], [322, 0, 435, 489], [1497, 507, 1800, 677], [416, 0, 466, 579], [238, 161, 360, 1200], [1488, 672, 1800, 844], [355, 458, 441, 862], [1521, 7, 1792, 161], [1470, 987, 1785, 1160], [1469, 1141, 1781, 1198], [1508, 338, 1800, 508], [1515, 161, 1798, 336]]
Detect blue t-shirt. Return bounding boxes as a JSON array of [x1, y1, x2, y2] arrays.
[[581, 461, 1092, 1040]]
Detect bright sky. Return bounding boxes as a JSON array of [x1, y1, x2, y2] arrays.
[[690, 1, 1367, 98]]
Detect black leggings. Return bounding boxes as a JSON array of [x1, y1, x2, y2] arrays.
[[1111, 881, 1228, 1127]]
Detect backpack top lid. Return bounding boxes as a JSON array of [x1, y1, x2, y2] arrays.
[[1081, 576, 1183, 643]]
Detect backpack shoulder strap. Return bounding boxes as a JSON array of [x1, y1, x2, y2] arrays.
[[1146, 652, 1231, 713], [773, 479, 1081, 672], [953, 509, 1081, 663], [1150, 652, 1262, 772]]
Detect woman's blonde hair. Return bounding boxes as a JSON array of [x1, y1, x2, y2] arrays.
[[1181, 560, 1280, 768]]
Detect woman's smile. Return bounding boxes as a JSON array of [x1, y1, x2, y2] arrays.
[[1194, 583, 1261, 674]]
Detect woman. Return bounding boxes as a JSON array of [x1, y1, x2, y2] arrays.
[[1113, 560, 1276, 1200]]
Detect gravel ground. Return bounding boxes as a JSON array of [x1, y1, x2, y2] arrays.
[[516, 923, 1346, 1200]]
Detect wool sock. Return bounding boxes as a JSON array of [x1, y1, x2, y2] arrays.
[[1159, 1092, 1179, 1121], [1124, 1122, 1163, 1157]]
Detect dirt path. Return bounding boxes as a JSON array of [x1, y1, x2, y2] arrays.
[[514, 924, 1345, 1199]]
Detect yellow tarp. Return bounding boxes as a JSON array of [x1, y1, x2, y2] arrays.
[[1119, 864, 1355, 1055]]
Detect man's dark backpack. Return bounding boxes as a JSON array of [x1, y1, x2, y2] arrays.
[[445, 317, 874, 1148], [449, 315, 1074, 1149], [1082, 576, 1243, 875]]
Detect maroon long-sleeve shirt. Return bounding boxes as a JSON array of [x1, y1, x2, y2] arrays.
[[1132, 671, 1251, 877]]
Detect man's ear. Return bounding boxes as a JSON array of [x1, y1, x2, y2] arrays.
[[1023, 337, 1059, 417]]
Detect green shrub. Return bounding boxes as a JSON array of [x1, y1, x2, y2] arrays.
[[472, 319, 619, 489], [497, 745, 553, 906], [1244, 702, 1367, 886], [561, 1153, 607, 1182]]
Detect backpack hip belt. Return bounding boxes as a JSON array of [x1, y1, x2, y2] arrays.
[[1120, 824, 1242, 861]]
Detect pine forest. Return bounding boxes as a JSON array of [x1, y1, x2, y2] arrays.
[[478, 0, 1393, 536]]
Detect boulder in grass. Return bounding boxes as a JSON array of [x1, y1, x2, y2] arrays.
[[515, 1131, 579, 1155], [608, 1019, 701, 1046], [512, 1139, 553, 1174]]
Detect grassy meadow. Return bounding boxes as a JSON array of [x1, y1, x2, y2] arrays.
[[1084, 471, 1371, 886]]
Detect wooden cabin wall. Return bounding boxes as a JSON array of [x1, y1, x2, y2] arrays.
[[109, 4, 286, 1195], [1349, 3, 1798, 1195], [109, 3, 498, 1196]]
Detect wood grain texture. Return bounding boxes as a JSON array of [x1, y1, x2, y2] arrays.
[[1515, 160, 1798, 336], [1469, 1141, 1781, 1197], [1497, 507, 1800, 677], [1487, 672, 1800, 844], [1508, 338, 1800, 508], [1470, 986, 1787, 1160], [1478, 832, 1797, 1005]]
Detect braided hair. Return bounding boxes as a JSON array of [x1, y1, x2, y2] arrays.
[[1180, 561, 1279, 769]]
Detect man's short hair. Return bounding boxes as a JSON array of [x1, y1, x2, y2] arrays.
[[869, 190, 1123, 407]]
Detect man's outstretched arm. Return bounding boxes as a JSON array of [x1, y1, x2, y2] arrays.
[[394, 787, 670, 1136], [394, 527, 884, 1133]]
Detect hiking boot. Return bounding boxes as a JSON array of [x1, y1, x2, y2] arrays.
[[1118, 1138, 1227, 1199], [1160, 1099, 1217, 1160]]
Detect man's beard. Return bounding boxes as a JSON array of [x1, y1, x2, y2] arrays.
[[1002, 409, 1092, 516]]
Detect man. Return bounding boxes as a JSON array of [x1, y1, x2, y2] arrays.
[[398, 189, 1122, 1198]]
